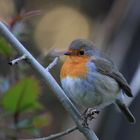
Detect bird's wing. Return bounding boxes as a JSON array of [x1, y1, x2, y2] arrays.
[[91, 58, 133, 97]]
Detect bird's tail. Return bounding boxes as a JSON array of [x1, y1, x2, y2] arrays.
[[115, 99, 136, 124]]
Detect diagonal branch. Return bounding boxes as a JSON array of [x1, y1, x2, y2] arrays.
[[0, 21, 99, 140]]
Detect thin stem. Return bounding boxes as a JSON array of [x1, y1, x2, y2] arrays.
[[20, 126, 78, 140]]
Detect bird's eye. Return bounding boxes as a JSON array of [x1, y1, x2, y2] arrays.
[[79, 50, 84, 55]]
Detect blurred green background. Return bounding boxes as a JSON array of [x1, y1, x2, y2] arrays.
[[0, 0, 139, 140]]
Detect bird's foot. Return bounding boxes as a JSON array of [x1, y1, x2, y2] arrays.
[[82, 108, 100, 127]]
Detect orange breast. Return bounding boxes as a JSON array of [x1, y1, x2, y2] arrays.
[[60, 56, 90, 79]]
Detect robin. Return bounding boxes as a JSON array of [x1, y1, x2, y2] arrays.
[[60, 38, 135, 124]]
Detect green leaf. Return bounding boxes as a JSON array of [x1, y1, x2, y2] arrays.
[[0, 37, 13, 56], [2, 77, 41, 113]]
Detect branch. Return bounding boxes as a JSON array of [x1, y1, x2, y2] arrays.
[[0, 21, 99, 140], [45, 57, 59, 71], [20, 126, 78, 140], [8, 55, 27, 65]]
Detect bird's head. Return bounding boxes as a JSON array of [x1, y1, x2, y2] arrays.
[[64, 39, 96, 57]]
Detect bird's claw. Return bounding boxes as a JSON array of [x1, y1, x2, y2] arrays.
[[82, 108, 99, 127]]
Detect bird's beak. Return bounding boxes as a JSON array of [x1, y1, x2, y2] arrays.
[[64, 50, 72, 55]]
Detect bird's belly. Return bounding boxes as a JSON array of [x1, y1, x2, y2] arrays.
[[61, 73, 120, 109]]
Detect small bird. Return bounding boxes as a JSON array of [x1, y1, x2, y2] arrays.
[[60, 38, 135, 124]]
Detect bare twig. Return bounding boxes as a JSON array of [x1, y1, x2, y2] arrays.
[[20, 126, 78, 140], [0, 21, 99, 140], [8, 55, 26, 65], [45, 57, 59, 71]]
